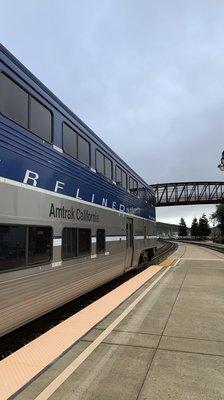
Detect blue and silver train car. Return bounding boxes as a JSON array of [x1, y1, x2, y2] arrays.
[[0, 44, 156, 337]]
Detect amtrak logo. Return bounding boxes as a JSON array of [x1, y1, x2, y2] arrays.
[[49, 203, 99, 223]]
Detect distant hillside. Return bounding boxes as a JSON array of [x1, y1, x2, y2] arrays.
[[156, 222, 179, 236]]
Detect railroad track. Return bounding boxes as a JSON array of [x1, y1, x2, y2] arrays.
[[151, 240, 177, 263], [0, 240, 176, 360]]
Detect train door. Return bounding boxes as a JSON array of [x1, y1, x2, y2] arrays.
[[125, 218, 134, 270]]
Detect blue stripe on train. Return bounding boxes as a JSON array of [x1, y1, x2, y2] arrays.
[[0, 121, 155, 221]]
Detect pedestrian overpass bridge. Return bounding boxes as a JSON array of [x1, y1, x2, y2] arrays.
[[151, 181, 224, 207]]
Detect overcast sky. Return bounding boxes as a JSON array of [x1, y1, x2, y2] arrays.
[[1, 0, 223, 226]]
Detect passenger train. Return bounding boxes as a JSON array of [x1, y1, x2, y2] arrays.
[[0, 44, 156, 337]]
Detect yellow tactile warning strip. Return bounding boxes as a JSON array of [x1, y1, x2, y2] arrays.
[[181, 258, 224, 261], [159, 258, 175, 267], [0, 260, 174, 400]]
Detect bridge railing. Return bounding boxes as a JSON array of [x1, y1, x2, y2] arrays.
[[151, 182, 224, 207]]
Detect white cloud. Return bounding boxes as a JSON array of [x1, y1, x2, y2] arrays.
[[1, 0, 223, 224]]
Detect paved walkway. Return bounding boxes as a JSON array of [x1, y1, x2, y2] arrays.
[[17, 243, 224, 400]]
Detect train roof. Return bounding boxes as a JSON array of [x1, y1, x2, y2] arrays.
[[0, 43, 153, 192]]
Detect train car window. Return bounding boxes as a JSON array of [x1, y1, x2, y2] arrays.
[[96, 150, 104, 175], [0, 225, 26, 271], [0, 73, 28, 128], [28, 226, 52, 265], [78, 134, 90, 166], [78, 229, 91, 256], [115, 166, 122, 186], [29, 97, 52, 142], [96, 150, 112, 180], [105, 157, 112, 180], [122, 170, 127, 189], [96, 229, 105, 253], [129, 177, 138, 195], [62, 228, 77, 259], [116, 166, 127, 189], [63, 123, 77, 159]]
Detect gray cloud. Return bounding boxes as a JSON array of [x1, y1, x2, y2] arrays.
[[1, 0, 223, 225]]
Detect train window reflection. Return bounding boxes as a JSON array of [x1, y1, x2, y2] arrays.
[[62, 228, 77, 259], [62, 228, 91, 259], [0, 225, 26, 271], [96, 150, 104, 174], [96, 229, 105, 253], [116, 166, 127, 189], [104, 157, 112, 180], [122, 170, 127, 189], [30, 97, 52, 142], [0, 73, 28, 128], [63, 123, 90, 166], [28, 226, 52, 265], [96, 150, 112, 180], [78, 135, 90, 166], [63, 123, 77, 159], [129, 177, 138, 195], [78, 229, 91, 256], [116, 166, 122, 186]]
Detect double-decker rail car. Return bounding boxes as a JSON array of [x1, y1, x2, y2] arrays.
[[0, 44, 156, 337]]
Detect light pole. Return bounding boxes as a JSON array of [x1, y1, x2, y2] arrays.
[[218, 151, 224, 171]]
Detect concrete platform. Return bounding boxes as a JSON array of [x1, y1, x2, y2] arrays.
[[11, 244, 224, 399]]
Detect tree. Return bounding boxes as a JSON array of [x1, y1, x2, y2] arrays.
[[191, 217, 199, 238], [211, 204, 224, 237], [178, 217, 187, 237], [198, 213, 211, 238]]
